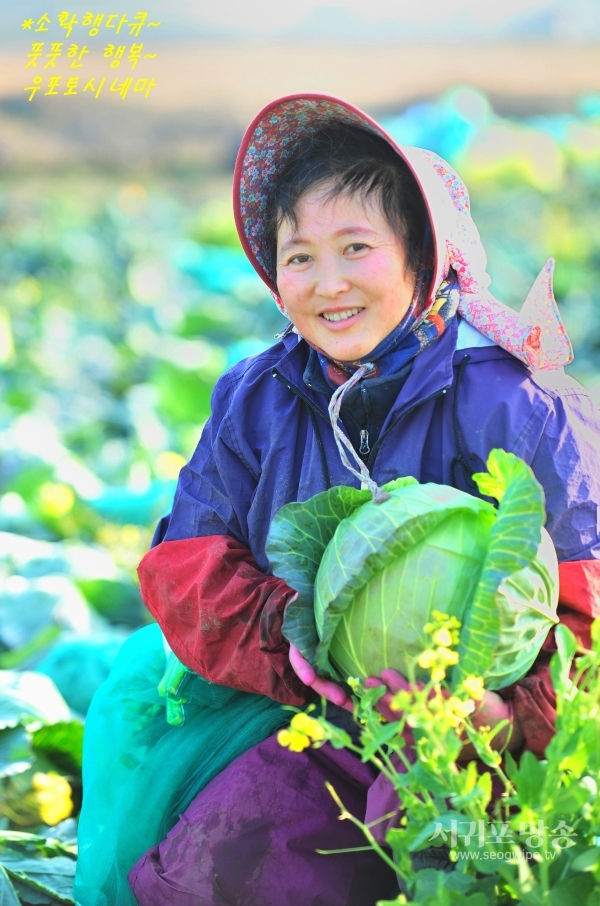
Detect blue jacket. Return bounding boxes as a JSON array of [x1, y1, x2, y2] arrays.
[[161, 317, 600, 570]]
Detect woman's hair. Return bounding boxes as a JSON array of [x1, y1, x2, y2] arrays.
[[263, 123, 430, 284]]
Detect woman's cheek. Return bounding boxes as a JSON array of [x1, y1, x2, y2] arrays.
[[277, 271, 307, 310], [355, 253, 397, 285]]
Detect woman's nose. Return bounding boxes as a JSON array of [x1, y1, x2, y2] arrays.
[[314, 257, 351, 298]]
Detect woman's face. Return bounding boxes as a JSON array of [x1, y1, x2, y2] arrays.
[[276, 184, 416, 361]]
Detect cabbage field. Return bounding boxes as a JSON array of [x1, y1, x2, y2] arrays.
[[0, 86, 599, 901]]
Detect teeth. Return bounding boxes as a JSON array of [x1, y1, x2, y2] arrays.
[[322, 308, 362, 322]]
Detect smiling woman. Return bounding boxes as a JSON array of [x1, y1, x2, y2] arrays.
[[265, 124, 429, 364], [275, 187, 416, 361], [76, 94, 600, 906]]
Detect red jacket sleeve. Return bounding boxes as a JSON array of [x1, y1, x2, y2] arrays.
[[137, 534, 313, 707], [500, 560, 599, 757]]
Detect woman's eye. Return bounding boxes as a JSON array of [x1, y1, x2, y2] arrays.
[[346, 243, 368, 253], [289, 254, 310, 264]]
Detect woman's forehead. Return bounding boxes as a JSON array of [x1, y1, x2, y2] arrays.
[[277, 185, 388, 237]]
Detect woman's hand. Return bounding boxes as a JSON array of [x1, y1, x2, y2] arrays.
[[464, 688, 524, 757], [289, 644, 354, 712], [365, 669, 524, 757], [364, 669, 414, 722]]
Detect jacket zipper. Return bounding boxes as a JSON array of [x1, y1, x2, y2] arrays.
[[271, 369, 330, 423], [359, 430, 370, 455], [366, 387, 449, 473], [273, 367, 449, 476]]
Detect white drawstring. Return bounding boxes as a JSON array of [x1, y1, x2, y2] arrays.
[[328, 364, 391, 504]]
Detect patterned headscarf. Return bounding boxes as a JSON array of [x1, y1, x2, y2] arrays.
[[233, 94, 572, 372]]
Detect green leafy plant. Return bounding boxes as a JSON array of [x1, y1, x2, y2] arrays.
[[267, 449, 558, 689], [0, 671, 82, 830], [0, 830, 76, 905], [278, 618, 600, 906]]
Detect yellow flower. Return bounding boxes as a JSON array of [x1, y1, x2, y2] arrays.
[[31, 772, 73, 826], [430, 666, 447, 684], [447, 696, 476, 719], [437, 647, 459, 667], [462, 675, 485, 701], [432, 627, 453, 648], [425, 613, 461, 645], [390, 690, 412, 713], [291, 712, 325, 741], [277, 728, 311, 752], [431, 611, 460, 629], [417, 649, 437, 670]]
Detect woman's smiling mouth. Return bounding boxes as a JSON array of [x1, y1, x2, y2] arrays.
[[320, 307, 364, 322]]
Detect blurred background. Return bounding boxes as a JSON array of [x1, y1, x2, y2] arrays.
[[0, 0, 599, 847]]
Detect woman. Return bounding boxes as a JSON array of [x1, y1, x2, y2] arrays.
[[91, 95, 600, 906]]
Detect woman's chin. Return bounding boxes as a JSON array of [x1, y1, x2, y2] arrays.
[[318, 340, 374, 362], [300, 322, 378, 362]]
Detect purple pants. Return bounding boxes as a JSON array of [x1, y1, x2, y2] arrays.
[[128, 733, 398, 906]]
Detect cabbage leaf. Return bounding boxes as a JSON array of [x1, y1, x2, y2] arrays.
[[266, 484, 372, 662], [267, 450, 558, 689], [313, 483, 494, 678], [453, 449, 547, 687]]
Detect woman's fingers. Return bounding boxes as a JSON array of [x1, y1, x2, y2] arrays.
[[288, 643, 316, 685], [366, 670, 412, 695], [311, 675, 353, 710], [287, 648, 521, 740], [377, 694, 400, 723], [363, 672, 522, 754], [379, 669, 411, 693], [288, 644, 353, 711], [365, 678, 400, 721], [366, 670, 415, 722], [364, 677, 386, 690]]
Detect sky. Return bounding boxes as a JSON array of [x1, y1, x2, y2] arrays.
[[2, 0, 600, 43]]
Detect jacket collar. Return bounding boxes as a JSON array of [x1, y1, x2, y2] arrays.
[[274, 318, 458, 425]]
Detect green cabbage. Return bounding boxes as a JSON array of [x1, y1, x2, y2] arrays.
[[266, 449, 559, 690]]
